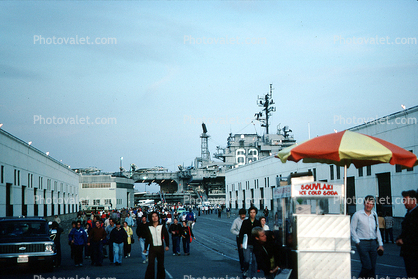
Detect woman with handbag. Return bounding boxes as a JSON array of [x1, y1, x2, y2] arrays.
[[181, 220, 196, 255], [123, 221, 134, 258]]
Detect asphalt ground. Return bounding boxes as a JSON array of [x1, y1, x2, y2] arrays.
[[2, 211, 410, 279]]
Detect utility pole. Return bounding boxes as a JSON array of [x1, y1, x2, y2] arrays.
[[255, 84, 276, 135]]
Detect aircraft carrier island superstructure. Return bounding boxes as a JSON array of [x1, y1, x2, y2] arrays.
[[76, 84, 297, 206]]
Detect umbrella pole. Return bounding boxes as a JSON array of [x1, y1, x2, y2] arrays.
[[344, 165, 347, 215]]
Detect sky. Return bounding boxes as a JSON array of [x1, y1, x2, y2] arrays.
[[1, 1, 418, 192]]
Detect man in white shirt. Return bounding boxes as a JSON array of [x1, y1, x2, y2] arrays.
[[351, 195, 384, 279], [230, 208, 247, 271]]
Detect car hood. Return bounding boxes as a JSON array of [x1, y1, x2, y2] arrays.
[[0, 235, 53, 243]]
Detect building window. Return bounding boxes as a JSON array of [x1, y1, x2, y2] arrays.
[[366, 165, 372, 176], [395, 164, 402, 173], [81, 200, 89, 206], [17, 170, 20, 186], [1, 165, 4, 184], [358, 167, 363, 177], [14, 169, 17, 185], [330, 165, 334, 180], [336, 166, 341, 180], [93, 199, 100, 205], [82, 183, 111, 188], [104, 199, 112, 205], [407, 150, 414, 172]]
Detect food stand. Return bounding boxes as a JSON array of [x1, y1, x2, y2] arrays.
[[273, 173, 351, 279]]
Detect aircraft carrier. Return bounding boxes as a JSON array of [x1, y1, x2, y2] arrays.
[[78, 84, 297, 206], [130, 84, 296, 205]]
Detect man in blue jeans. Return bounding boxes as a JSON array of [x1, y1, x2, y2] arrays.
[[351, 195, 384, 279], [169, 218, 182, 255], [110, 220, 127, 266]]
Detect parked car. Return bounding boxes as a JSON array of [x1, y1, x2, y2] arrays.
[[176, 207, 187, 215], [0, 217, 56, 272]]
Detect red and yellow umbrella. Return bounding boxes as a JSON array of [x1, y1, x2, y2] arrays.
[[277, 130, 417, 169], [276, 130, 417, 214]]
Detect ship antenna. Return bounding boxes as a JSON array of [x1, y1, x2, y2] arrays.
[[255, 84, 276, 135]]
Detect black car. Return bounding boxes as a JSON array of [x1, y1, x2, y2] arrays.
[[0, 217, 56, 272]]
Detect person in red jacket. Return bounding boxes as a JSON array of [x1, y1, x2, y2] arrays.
[[181, 220, 196, 255]]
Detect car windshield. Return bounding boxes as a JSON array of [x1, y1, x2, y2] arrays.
[[0, 221, 48, 238]]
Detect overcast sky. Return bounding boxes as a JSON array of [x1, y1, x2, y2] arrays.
[[1, 1, 417, 192]]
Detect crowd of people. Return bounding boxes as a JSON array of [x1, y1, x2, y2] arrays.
[[50, 205, 198, 278]]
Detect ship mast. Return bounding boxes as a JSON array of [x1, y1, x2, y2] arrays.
[[255, 84, 276, 135], [201, 123, 210, 163]]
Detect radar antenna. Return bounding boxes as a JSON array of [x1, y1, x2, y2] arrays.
[[255, 84, 276, 134]]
